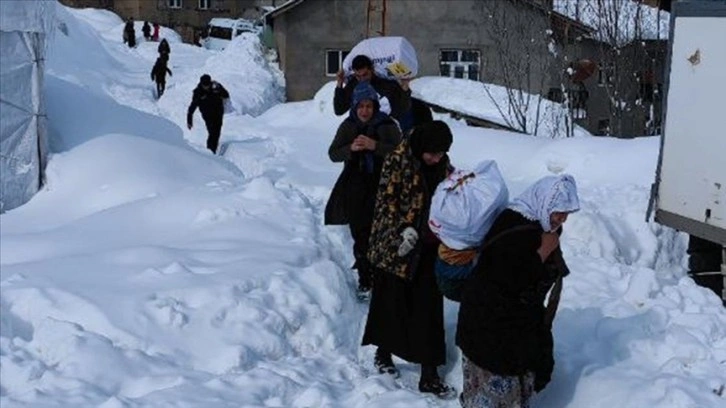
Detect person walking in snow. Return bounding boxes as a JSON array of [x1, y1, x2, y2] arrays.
[[158, 38, 170, 59], [456, 174, 580, 408], [142, 21, 151, 41], [324, 82, 402, 300], [187, 74, 230, 154], [123, 17, 136, 48], [364, 120, 457, 399], [334, 55, 412, 124], [150, 56, 172, 98], [152, 22, 160, 42]]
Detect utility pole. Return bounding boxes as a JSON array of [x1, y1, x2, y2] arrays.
[[366, 0, 387, 38]]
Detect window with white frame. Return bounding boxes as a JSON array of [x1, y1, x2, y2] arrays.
[[168, 0, 182, 9], [198, 0, 210, 9], [325, 50, 350, 76], [439, 49, 480, 81]]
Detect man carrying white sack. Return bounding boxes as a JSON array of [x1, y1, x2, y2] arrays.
[[334, 55, 412, 123]]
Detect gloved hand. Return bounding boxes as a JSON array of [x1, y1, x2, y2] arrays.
[[397, 227, 419, 257]]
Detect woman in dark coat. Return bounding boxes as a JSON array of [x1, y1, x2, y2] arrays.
[[456, 174, 580, 407], [364, 120, 457, 399], [324, 82, 402, 298]]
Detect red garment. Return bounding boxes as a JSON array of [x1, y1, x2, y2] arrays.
[[152, 24, 160, 41]]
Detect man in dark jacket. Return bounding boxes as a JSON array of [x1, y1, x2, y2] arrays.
[[123, 18, 136, 48], [334, 55, 412, 123], [325, 82, 402, 299], [187, 74, 230, 154], [150, 57, 172, 98], [142, 21, 151, 41]]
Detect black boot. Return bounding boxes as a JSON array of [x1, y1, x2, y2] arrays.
[[419, 365, 456, 399], [352, 260, 372, 301], [374, 349, 399, 378]]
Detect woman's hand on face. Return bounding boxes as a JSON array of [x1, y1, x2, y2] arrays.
[[537, 232, 560, 262]]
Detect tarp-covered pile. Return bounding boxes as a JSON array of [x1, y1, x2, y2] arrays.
[[0, 0, 55, 212]]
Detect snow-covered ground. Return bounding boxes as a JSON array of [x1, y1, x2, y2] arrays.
[[1, 4, 725, 408]]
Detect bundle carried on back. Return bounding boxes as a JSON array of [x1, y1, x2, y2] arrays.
[[343, 36, 418, 80], [428, 160, 509, 301]]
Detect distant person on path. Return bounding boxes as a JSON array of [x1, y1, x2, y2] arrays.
[[456, 174, 580, 408], [158, 38, 170, 58], [142, 21, 151, 41], [324, 82, 402, 300], [150, 57, 172, 98], [187, 74, 230, 154], [152, 23, 160, 42], [334, 55, 411, 123], [123, 17, 136, 48]]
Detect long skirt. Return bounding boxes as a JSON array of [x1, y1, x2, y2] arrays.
[[361, 244, 445, 366], [460, 355, 535, 408]]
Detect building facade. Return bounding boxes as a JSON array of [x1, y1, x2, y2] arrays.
[[268, 0, 666, 137]]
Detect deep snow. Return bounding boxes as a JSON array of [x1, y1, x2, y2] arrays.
[[1, 4, 725, 408]]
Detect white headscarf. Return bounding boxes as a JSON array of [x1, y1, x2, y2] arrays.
[[508, 174, 580, 232]]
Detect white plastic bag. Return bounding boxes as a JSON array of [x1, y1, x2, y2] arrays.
[[428, 160, 509, 250], [343, 36, 418, 80]]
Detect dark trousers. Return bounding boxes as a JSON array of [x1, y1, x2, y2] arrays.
[[203, 115, 223, 153], [350, 222, 373, 288], [155, 80, 166, 98]]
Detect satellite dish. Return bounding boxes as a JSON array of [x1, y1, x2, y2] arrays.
[[570, 59, 597, 82]]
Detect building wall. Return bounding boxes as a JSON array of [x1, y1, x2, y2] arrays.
[[274, 0, 368, 101]]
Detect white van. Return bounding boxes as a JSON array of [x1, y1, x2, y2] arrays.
[[202, 18, 261, 51]]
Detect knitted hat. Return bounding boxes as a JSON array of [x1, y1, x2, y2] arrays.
[[200, 74, 212, 85], [351, 81, 379, 110], [410, 120, 453, 157]]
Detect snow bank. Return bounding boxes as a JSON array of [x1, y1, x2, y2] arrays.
[[203, 32, 285, 117], [1, 5, 725, 408]]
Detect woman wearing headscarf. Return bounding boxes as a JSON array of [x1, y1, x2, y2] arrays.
[[456, 174, 580, 408], [364, 120, 457, 399], [325, 82, 402, 298]]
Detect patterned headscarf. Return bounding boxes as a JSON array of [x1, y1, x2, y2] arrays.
[[508, 174, 580, 232]]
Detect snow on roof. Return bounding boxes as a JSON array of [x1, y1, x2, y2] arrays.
[[554, 0, 670, 44], [0, 0, 56, 33], [207, 18, 257, 28], [411, 76, 591, 138]]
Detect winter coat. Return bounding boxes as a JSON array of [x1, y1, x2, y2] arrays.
[[367, 135, 450, 280], [187, 81, 229, 125], [151, 60, 172, 83], [456, 209, 568, 390], [324, 114, 401, 227], [124, 21, 135, 37], [142, 22, 151, 37], [334, 75, 411, 121]]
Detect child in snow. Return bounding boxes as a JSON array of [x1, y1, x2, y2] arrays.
[[150, 56, 172, 98]]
